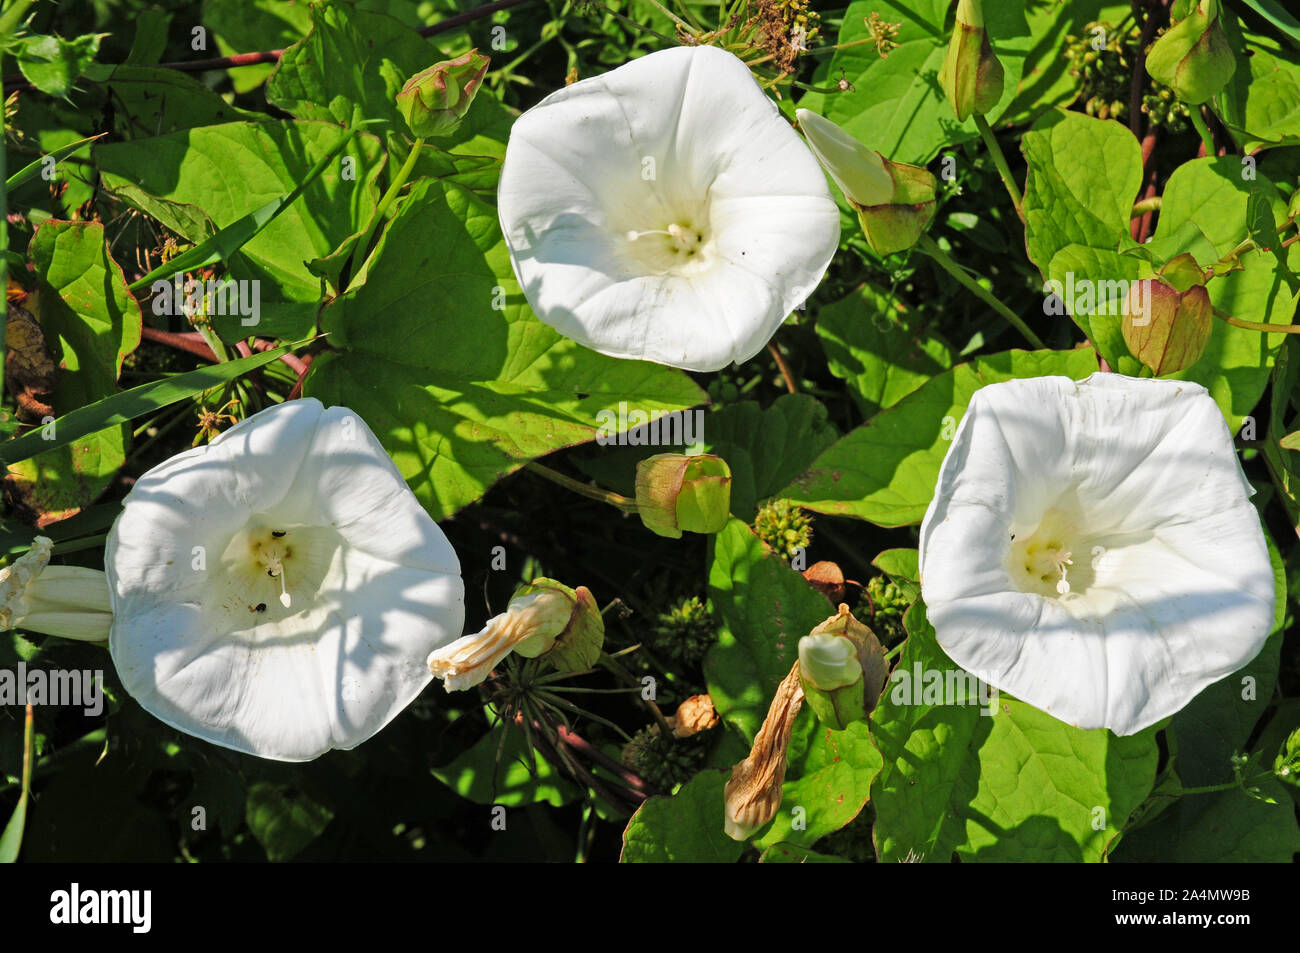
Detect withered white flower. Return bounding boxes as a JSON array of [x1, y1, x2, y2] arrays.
[[429, 589, 567, 693], [497, 45, 840, 372], [105, 398, 464, 762], [919, 374, 1274, 736], [0, 536, 112, 642]]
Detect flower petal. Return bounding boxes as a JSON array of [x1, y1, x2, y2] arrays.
[[919, 374, 1274, 736], [498, 46, 839, 371]]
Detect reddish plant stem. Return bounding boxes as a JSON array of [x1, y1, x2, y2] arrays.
[[554, 723, 650, 794], [141, 325, 217, 362], [1133, 131, 1160, 242], [141, 325, 310, 381]]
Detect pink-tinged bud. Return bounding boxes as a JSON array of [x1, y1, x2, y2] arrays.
[[396, 50, 491, 138], [1122, 279, 1213, 376]]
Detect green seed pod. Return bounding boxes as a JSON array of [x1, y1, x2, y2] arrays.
[[1145, 0, 1235, 105], [634, 453, 732, 539]]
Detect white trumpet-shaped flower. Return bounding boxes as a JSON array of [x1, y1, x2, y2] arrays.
[[0, 536, 112, 641], [497, 45, 841, 372], [105, 398, 465, 762], [919, 374, 1274, 736]]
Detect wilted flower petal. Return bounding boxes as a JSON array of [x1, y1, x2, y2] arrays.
[[0, 536, 112, 641]]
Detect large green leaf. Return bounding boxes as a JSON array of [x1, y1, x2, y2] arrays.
[[95, 121, 385, 341], [1143, 158, 1299, 423], [1167, 540, 1286, 788], [620, 769, 746, 862], [266, 3, 433, 127], [1023, 111, 1299, 426], [265, 0, 512, 184], [796, 0, 1034, 165], [304, 177, 704, 521], [798, 0, 1126, 165], [14, 33, 101, 98], [8, 221, 141, 521], [1219, 22, 1300, 151], [871, 602, 1159, 862], [705, 518, 835, 740], [780, 347, 1098, 527], [245, 781, 334, 863], [869, 602, 984, 862], [752, 717, 883, 850], [816, 282, 954, 419], [431, 724, 579, 808], [202, 0, 314, 93], [1116, 779, 1300, 861]]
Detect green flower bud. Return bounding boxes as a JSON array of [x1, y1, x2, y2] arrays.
[[396, 49, 490, 138], [795, 109, 936, 257], [634, 453, 732, 539], [1122, 278, 1213, 376], [1145, 0, 1234, 105], [939, 0, 1005, 122]]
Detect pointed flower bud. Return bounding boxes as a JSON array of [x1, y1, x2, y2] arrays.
[[1122, 278, 1213, 377], [0, 536, 112, 642], [396, 49, 490, 138], [939, 0, 1005, 121], [634, 453, 732, 539], [795, 109, 937, 256], [798, 604, 889, 730], [1145, 0, 1235, 105], [428, 577, 602, 691], [724, 660, 803, 840]]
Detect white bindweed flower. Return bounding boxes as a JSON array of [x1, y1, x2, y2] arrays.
[[105, 398, 465, 762], [919, 374, 1274, 736], [0, 536, 112, 642], [497, 45, 840, 372]]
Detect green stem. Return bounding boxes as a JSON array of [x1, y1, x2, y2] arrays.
[[0, 0, 38, 37], [1168, 771, 1273, 797], [974, 114, 1024, 222], [917, 233, 1046, 348], [1214, 306, 1300, 335], [1189, 105, 1216, 157], [345, 136, 424, 292], [525, 461, 639, 514], [638, 0, 692, 32]]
